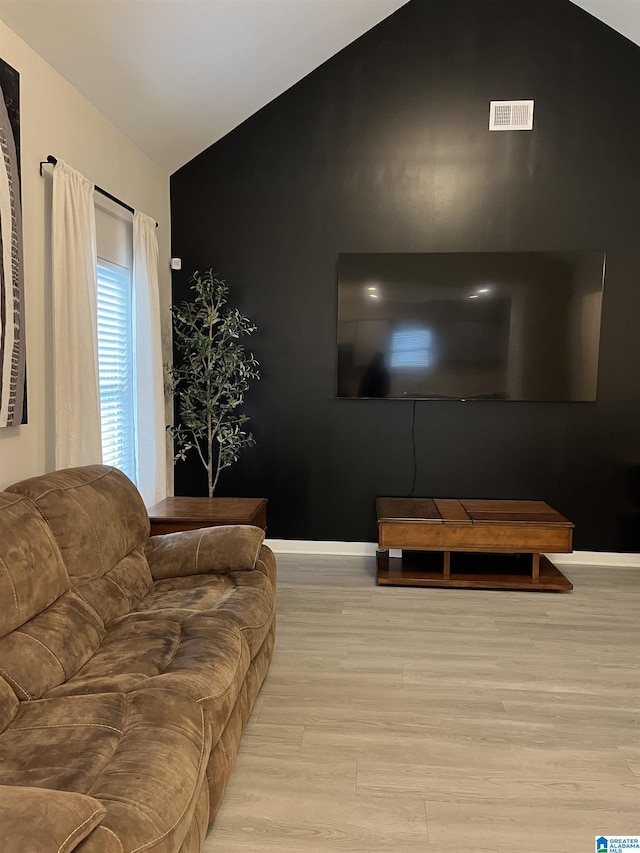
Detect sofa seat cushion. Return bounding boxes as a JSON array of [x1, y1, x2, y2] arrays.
[[131, 570, 275, 658], [0, 689, 211, 853], [44, 616, 251, 744]]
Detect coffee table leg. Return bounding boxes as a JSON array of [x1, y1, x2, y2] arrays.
[[532, 552, 540, 579], [376, 549, 389, 571], [375, 549, 390, 585], [443, 551, 451, 578]]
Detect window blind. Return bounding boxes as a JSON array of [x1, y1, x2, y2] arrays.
[[390, 328, 433, 369], [97, 258, 135, 479]]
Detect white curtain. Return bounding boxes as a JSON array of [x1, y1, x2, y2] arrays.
[[51, 160, 102, 468], [133, 211, 167, 506]]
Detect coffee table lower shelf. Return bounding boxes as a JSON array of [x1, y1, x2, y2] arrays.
[[376, 551, 573, 591]]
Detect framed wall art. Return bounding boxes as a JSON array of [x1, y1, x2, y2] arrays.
[[0, 56, 26, 427]]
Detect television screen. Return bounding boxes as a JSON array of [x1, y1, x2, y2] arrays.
[[337, 252, 605, 401]]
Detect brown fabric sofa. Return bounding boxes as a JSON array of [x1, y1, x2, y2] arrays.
[[0, 465, 276, 852]]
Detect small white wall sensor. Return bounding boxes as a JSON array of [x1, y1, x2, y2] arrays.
[[170, 258, 182, 270]]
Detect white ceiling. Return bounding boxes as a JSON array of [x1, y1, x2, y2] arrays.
[[1, 0, 638, 174]]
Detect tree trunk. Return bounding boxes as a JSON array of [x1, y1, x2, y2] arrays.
[[207, 411, 213, 497], [211, 462, 221, 496]]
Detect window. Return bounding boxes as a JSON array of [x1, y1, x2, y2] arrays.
[[390, 328, 433, 369], [96, 259, 135, 479]]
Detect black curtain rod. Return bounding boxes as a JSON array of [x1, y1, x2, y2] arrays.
[[39, 155, 158, 227]]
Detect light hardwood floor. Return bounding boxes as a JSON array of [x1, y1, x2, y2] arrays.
[[205, 555, 640, 853]]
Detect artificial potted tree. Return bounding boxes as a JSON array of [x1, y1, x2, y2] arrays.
[[166, 269, 260, 496]]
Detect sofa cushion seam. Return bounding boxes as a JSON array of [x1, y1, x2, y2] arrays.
[[89, 696, 129, 798], [105, 575, 129, 601], [0, 665, 32, 699], [161, 625, 183, 672], [0, 493, 24, 510], [238, 605, 274, 635], [194, 529, 205, 573], [197, 637, 247, 702], [72, 586, 107, 630], [56, 806, 105, 853], [14, 630, 67, 680], [19, 468, 113, 502], [250, 534, 264, 569], [67, 493, 106, 576], [9, 722, 124, 734], [95, 824, 120, 842], [0, 554, 19, 620]]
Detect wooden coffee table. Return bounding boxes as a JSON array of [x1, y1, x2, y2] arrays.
[[376, 498, 573, 591], [148, 497, 267, 536]]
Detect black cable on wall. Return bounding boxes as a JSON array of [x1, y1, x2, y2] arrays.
[[409, 399, 418, 495]]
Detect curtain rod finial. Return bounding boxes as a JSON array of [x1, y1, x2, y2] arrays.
[[39, 154, 57, 176]]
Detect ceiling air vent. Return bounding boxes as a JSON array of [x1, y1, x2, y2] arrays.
[[489, 100, 534, 131]]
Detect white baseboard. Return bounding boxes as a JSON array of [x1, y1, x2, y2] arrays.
[[265, 539, 640, 568], [265, 539, 377, 557], [546, 551, 640, 568]]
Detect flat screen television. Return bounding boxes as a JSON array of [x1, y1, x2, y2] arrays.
[[337, 252, 606, 401]]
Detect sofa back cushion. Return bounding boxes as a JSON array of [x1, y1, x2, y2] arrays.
[[0, 493, 69, 637], [7, 465, 153, 626], [0, 492, 104, 699]]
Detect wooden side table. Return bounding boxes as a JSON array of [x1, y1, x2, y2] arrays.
[[148, 497, 268, 536]]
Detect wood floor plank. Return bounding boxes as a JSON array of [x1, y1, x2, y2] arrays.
[[301, 728, 634, 775], [425, 800, 637, 852], [236, 722, 304, 758], [204, 554, 640, 852], [356, 762, 640, 808], [223, 754, 358, 797], [205, 789, 429, 852]]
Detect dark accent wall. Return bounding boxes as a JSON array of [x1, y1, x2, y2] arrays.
[[170, 0, 640, 551]]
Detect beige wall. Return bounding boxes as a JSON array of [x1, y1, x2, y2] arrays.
[[0, 20, 172, 490]]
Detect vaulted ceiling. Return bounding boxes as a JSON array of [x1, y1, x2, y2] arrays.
[[1, 0, 638, 173]]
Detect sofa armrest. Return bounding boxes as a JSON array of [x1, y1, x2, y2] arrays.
[[0, 785, 106, 853], [145, 524, 266, 580]]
